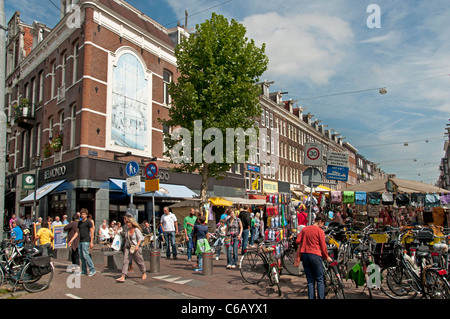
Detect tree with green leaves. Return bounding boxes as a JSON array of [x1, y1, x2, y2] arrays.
[[160, 13, 268, 207]]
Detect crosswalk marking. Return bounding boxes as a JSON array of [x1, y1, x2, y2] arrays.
[[153, 275, 193, 285]]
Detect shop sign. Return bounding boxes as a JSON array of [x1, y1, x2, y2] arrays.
[[22, 174, 35, 190], [247, 165, 260, 172], [43, 165, 67, 180], [263, 180, 278, 194]]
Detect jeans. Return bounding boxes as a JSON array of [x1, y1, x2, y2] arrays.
[[226, 237, 239, 266], [79, 242, 95, 274], [241, 229, 250, 254], [213, 237, 224, 258], [250, 227, 255, 245], [302, 253, 325, 299], [187, 233, 194, 260], [163, 231, 177, 257]]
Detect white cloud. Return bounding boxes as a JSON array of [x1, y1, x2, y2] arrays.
[[242, 12, 354, 85]]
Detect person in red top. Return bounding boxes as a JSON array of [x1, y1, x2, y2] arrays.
[[294, 213, 332, 299], [297, 207, 308, 227]]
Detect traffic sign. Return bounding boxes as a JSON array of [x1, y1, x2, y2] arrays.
[[326, 151, 349, 167], [304, 143, 323, 166], [145, 178, 160, 192], [326, 165, 349, 181], [126, 161, 140, 177], [145, 162, 158, 179], [302, 167, 323, 186], [126, 175, 141, 194]]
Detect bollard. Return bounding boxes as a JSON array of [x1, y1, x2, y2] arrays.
[[202, 252, 213, 276], [149, 249, 160, 273]]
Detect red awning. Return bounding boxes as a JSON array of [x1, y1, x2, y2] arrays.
[[248, 194, 266, 200]]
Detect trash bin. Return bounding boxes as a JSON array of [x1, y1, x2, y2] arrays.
[[150, 249, 160, 273], [202, 252, 213, 276]]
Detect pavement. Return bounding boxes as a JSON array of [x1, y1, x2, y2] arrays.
[[2, 245, 392, 302]]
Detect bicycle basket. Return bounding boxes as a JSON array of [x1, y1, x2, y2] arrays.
[[417, 228, 434, 242], [29, 256, 52, 277], [372, 242, 397, 267]]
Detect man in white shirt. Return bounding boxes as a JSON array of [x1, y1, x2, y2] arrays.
[[160, 207, 179, 259], [51, 216, 63, 229]]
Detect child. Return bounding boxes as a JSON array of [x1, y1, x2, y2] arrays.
[[35, 221, 54, 256], [213, 219, 227, 260], [193, 215, 210, 272]]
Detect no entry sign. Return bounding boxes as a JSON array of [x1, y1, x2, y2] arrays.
[[304, 143, 323, 166]]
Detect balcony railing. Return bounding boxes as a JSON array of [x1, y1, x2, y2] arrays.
[[13, 103, 36, 129]]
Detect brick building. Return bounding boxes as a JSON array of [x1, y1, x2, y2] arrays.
[[5, 0, 244, 226]]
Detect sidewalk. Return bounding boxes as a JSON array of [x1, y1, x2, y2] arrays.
[[14, 246, 389, 300]]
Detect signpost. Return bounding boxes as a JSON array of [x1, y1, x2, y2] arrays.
[[144, 162, 158, 249], [126, 161, 140, 216], [302, 167, 323, 225]]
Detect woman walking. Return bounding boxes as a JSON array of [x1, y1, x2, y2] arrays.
[[225, 210, 242, 269], [116, 217, 147, 282], [294, 213, 332, 299]]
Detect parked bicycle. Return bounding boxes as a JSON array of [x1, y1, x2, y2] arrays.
[[0, 242, 54, 293], [239, 241, 283, 296], [379, 227, 450, 299]]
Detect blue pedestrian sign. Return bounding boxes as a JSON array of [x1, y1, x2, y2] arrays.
[[126, 161, 140, 177], [326, 165, 349, 182]]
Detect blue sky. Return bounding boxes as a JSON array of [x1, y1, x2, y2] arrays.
[[6, 0, 450, 185]]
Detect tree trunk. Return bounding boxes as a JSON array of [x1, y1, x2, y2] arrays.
[[199, 162, 209, 213]]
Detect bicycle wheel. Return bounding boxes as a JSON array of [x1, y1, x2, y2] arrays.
[[239, 251, 267, 284], [281, 248, 301, 276], [20, 262, 54, 293], [268, 266, 282, 296], [331, 266, 346, 299], [324, 268, 346, 299], [424, 269, 450, 299], [380, 266, 418, 299]]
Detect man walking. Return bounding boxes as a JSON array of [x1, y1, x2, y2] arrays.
[[160, 207, 178, 259], [184, 208, 197, 262], [239, 205, 252, 255], [68, 208, 96, 276]]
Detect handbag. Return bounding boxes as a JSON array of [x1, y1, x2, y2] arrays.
[[127, 232, 137, 254]]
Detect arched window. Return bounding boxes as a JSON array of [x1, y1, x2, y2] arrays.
[[111, 52, 148, 151]]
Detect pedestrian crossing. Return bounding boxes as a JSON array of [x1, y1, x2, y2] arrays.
[[153, 275, 193, 285]]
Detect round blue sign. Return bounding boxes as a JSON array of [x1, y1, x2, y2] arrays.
[[145, 162, 158, 179], [126, 161, 140, 177]]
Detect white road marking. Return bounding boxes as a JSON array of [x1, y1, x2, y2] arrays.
[[66, 293, 83, 299]]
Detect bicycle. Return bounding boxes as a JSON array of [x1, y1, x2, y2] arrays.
[[280, 235, 302, 277], [379, 228, 450, 299], [239, 241, 283, 296], [346, 224, 378, 299], [0, 243, 54, 293], [323, 259, 346, 299]]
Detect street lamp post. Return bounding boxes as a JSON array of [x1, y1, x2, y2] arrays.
[[33, 154, 41, 221]]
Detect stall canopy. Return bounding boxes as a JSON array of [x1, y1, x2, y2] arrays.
[[342, 177, 449, 194], [209, 197, 233, 207], [223, 197, 266, 206]]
